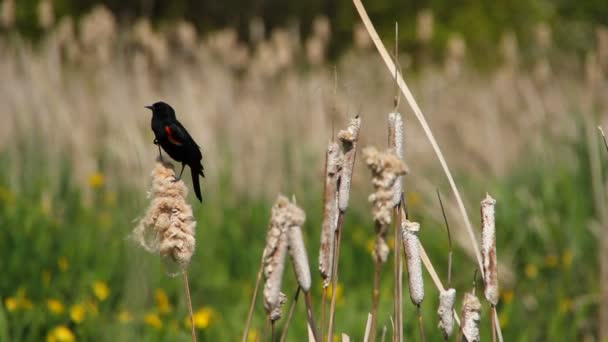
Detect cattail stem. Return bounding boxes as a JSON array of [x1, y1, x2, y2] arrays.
[[305, 291, 321, 342], [279, 287, 301, 342], [392, 206, 403, 342], [242, 257, 264, 342], [321, 289, 327, 340], [370, 222, 384, 342], [327, 211, 345, 342], [491, 306, 497, 342], [417, 305, 426, 342], [183, 270, 197, 342]]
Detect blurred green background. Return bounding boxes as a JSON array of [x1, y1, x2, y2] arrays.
[[1, 0, 608, 341]]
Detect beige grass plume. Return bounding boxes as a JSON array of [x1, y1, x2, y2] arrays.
[[363, 146, 408, 263], [319, 141, 341, 287], [132, 160, 196, 269], [337, 115, 361, 212], [263, 195, 305, 322]]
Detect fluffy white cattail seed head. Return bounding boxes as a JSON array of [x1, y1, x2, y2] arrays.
[[286, 198, 311, 292], [388, 112, 404, 206], [364, 146, 407, 263], [337, 116, 361, 212], [319, 142, 341, 287], [263, 195, 305, 321], [437, 288, 456, 337], [481, 193, 498, 305], [132, 160, 196, 271], [402, 220, 424, 304], [461, 292, 482, 342]]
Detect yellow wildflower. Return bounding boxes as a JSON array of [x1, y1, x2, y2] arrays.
[[92, 281, 110, 301], [88, 172, 105, 188], [154, 288, 172, 314], [46, 325, 75, 342], [544, 254, 558, 268], [144, 312, 163, 329], [47, 299, 65, 315], [327, 282, 344, 305], [524, 264, 538, 279], [247, 328, 260, 342], [70, 303, 86, 323], [117, 310, 133, 323], [57, 257, 69, 272], [501, 290, 514, 304], [185, 307, 215, 330], [4, 297, 18, 312], [562, 250, 573, 268]]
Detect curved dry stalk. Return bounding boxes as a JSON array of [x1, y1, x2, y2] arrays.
[[279, 287, 301, 342], [327, 212, 345, 342], [242, 257, 264, 342], [182, 270, 196, 342]]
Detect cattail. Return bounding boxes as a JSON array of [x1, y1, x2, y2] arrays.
[[132, 160, 196, 269], [37, 0, 54, 29], [363, 146, 408, 263], [0, 0, 15, 28], [437, 288, 456, 338], [285, 198, 311, 291], [481, 194, 498, 306], [461, 292, 481, 342], [263, 195, 304, 321], [402, 220, 424, 304], [337, 116, 361, 212], [416, 9, 434, 44], [388, 112, 404, 206], [319, 142, 341, 287]]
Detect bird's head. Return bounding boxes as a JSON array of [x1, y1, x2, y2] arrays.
[[145, 101, 176, 119]]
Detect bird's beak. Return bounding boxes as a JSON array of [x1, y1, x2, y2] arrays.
[[145, 105, 153, 110]]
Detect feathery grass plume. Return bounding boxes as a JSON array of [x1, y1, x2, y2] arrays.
[[337, 116, 362, 212], [481, 194, 498, 305], [263, 195, 304, 322], [387, 113, 404, 207], [132, 160, 196, 270], [437, 288, 456, 338], [461, 292, 481, 342], [363, 147, 408, 263], [402, 220, 424, 304], [319, 142, 341, 287]]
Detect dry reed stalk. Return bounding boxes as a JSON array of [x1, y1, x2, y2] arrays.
[[328, 115, 361, 342], [438, 288, 457, 340], [351, 2, 503, 340], [242, 258, 264, 342], [388, 112, 404, 342], [131, 159, 197, 341], [481, 194, 498, 342], [363, 146, 407, 341], [279, 287, 301, 342], [461, 292, 481, 342]]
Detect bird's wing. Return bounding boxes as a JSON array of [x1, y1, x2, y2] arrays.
[[163, 121, 194, 147]]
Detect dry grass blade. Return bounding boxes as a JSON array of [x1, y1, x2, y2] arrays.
[[279, 287, 301, 342], [242, 258, 264, 342]]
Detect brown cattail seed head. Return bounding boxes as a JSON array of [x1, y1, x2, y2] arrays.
[[461, 292, 482, 342], [402, 220, 424, 304], [319, 142, 341, 287], [388, 112, 404, 206], [437, 288, 456, 337], [132, 160, 196, 270], [481, 193, 498, 305], [337, 116, 361, 212], [263, 195, 305, 321], [286, 198, 311, 292]]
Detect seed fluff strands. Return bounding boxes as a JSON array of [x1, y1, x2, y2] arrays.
[[461, 292, 481, 342], [387, 112, 404, 206], [437, 288, 456, 338], [319, 141, 341, 287], [481, 194, 498, 306], [337, 115, 361, 212], [402, 220, 424, 304], [263, 195, 298, 322], [132, 160, 196, 270], [363, 146, 408, 263]]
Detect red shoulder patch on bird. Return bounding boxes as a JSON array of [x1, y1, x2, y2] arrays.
[[165, 126, 183, 145]]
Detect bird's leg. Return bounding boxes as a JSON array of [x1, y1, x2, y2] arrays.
[[173, 163, 185, 182], [155, 140, 164, 162]]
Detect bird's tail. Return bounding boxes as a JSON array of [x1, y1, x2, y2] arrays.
[[191, 166, 203, 203]]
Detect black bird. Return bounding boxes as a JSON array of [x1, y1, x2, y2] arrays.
[[146, 101, 205, 202]]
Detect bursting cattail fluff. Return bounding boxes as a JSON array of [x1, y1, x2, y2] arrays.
[[363, 147, 408, 263], [402, 220, 424, 304], [319, 142, 341, 287], [388, 112, 404, 206], [461, 292, 481, 342], [337, 115, 361, 212], [481, 194, 498, 306], [285, 197, 311, 292], [263, 195, 304, 321], [437, 288, 456, 338], [132, 160, 196, 270]]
